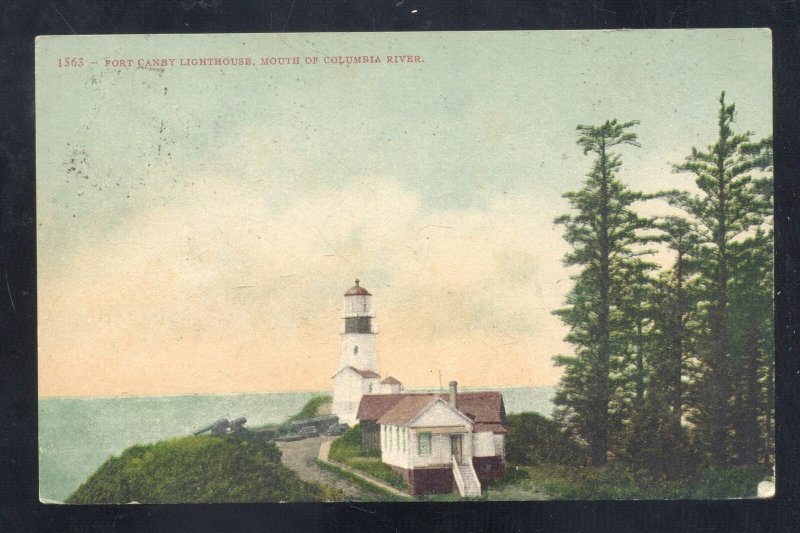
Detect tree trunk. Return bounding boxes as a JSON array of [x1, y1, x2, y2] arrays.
[[672, 250, 685, 440], [709, 142, 731, 466], [592, 142, 611, 467], [734, 322, 762, 465], [636, 315, 645, 409]]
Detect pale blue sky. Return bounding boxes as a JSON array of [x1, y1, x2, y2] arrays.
[[36, 30, 772, 395]]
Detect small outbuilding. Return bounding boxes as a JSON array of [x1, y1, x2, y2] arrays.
[[378, 376, 403, 394]]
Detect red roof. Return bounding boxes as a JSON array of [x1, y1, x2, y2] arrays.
[[356, 393, 420, 421], [350, 367, 380, 379], [474, 422, 508, 434], [452, 391, 506, 427], [380, 376, 402, 385], [357, 391, 507, 432], [333, 366, 380, 379], [378, 396, 443, 425], [344, 279, 371, 296]]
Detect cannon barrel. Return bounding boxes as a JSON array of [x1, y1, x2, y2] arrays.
[[194, 417, 230, 435]]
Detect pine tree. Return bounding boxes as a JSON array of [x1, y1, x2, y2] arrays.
[[611, 256, 659, 457], [553, 119, 646, 466], [628, 216, 702, 477], [667, 92, 773, 465], [656, 216, 701, 440], [728, 226, 773, 466]]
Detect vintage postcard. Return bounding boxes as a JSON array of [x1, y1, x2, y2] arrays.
[[36, 30, 773, 503]]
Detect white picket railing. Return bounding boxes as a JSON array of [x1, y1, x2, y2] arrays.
[[452, 455, 466, 497], [462, 461, 481, 497]]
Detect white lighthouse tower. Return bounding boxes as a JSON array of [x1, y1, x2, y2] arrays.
[[332, 280, 381, 425]]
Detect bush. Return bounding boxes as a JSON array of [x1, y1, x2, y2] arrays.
[[505, 412, 587, 466], [515, 462, 767, 500], [329, 424, 364, 462], [518, 463, 660, 500], [66, 433, 342, 503], [687, 466, 766, 499]]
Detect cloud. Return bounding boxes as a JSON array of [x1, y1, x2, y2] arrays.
[[38, 172, 570, 396]]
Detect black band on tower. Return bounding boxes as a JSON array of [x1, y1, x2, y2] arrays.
[[345, 316, 372, 334]]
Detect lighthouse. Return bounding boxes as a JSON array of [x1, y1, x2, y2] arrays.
[[338, 279, 378, 371], [331, 280, 381, 425]]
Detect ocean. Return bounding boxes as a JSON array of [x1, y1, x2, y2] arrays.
[[38, 386, 555, 502]]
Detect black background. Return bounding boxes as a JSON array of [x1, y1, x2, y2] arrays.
[[1, 1, 798, 531]]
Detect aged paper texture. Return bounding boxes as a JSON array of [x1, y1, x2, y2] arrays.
[[36, 30, 773, 503]]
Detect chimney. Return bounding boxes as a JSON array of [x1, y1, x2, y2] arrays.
[[449, 381, 458, 409]]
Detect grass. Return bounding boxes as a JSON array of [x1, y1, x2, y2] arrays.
[[497, 411, 769, 500], [495, 462, 768, 500], [290, 395, 332, 421], [346, 457, 407, 490], [328, 425, 407, 491], [316, 460, 409, 501], [416, 492, 463, 502], [67, 433, 343, 503], [328, 424, 380, 461], [249, 395, 333, 435]]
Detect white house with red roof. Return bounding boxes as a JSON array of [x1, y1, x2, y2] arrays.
[[356, 381, 507, 497]]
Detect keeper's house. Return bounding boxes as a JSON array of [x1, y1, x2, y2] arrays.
[[355, 381, 507, 497]]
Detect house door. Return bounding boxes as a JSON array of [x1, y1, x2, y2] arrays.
[[450, 434, 463, 464]]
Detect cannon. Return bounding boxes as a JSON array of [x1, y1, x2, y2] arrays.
[[194, 418, 230, 436], [194, 416, 248, 436], [290, 415, 339, 434], [230, 416, 247, 433]]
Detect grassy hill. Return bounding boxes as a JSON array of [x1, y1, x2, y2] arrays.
[[66, 406, 342, 503]]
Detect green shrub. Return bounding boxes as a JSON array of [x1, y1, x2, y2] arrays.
[[490, 464, 530, 488], [687, 466, 766, 499], [514, 463, 767, 500], [329, 424, 364, 462], [505, 412, 587, 466], [66, 433, 342, 503]]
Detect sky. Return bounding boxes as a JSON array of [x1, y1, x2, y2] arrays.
[[36, 30, 772, 397]]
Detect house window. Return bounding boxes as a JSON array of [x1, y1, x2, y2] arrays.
[[418, 432, 432, 456]]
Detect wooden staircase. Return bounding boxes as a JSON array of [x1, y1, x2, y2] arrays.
[[452, 456, 481, 498]]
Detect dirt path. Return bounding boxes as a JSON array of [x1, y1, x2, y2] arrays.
[[276, 436, 380, 501]]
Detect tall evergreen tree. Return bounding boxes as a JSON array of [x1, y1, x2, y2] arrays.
[[628, 216, 702, 477], [613, 259, 655, 463], [656, 216, 701, 440], [667, 92, 773, 465], [553, 119, 646, 466], [728, 226, 773, 466]]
